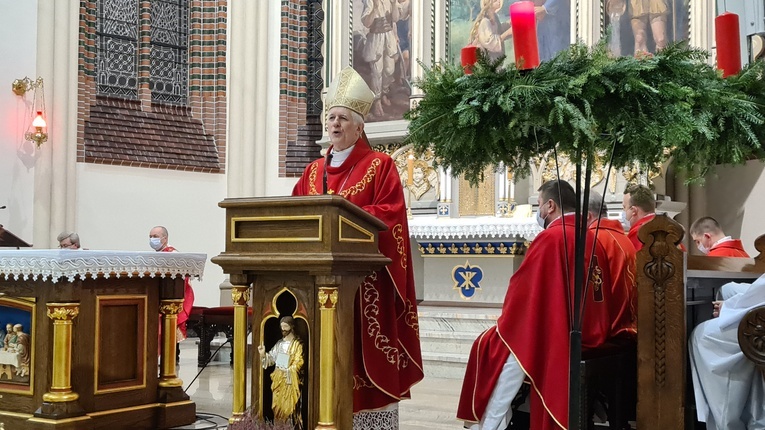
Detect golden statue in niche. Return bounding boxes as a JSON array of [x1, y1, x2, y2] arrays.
[[258, 316, 304, 428]]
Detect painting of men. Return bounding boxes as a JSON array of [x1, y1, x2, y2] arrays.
[[352, 0, 412, 122]]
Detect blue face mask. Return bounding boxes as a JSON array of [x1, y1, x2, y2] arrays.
[[149, 237, 163, 251], [536, 202, 550, 229], [620, 210, 631, 230]]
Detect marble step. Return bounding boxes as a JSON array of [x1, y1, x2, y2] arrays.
[[421, 351, 468, 380], [420, 330, 478, 356], [417, 308, 500, 333]]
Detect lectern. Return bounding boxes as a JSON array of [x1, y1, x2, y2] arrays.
[[212, 195, 391, 428]]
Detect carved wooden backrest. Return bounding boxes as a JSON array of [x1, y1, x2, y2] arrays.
[[739, 306, 765, 379], [635, 214, 686, 430]]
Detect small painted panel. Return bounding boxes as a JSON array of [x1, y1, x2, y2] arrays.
[[452, 261, 483, 299], [0, 297, 35, 394]]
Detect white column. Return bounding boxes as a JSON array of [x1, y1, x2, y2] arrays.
[[228, 0, 270, 198], [497, 164, 506, 201], [691, 0, 713, 54], [444, 167, 452, 202], [33, 0, 79, 247], [409, 0, 426, 103]]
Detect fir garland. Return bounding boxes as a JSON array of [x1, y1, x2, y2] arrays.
[[404, 41, 765, 184]]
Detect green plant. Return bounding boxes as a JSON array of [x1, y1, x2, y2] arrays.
[[405, 40, 765, 185]]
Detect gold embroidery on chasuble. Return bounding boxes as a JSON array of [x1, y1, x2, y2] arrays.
[[590, 256, 605, 303], [361, 272, 410, 369], [405, 299, 419, 336], [392, 224, 407, 269], [340, 158, 381, 197], [308, 163, 319, 195]]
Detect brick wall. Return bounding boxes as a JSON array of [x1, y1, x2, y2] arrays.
[[77, 0, 226, 173], [280, 0, 325, 177]]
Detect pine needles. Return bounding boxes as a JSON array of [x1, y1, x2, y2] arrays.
[[405, 40, 765, 184]]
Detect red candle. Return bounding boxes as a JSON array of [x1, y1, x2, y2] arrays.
[[461, 45, 478, 75], [715, 12, 742, 77], [509, 1, 540, 70]]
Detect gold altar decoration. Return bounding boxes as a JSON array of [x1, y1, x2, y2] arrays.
[[43, 303, 79, 403], [230, 282, 251, 424], [159, 299, 184, 388]]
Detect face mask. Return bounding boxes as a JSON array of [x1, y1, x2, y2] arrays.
[[620, 210, 631, 230], [149, 237, 163, 251], [697, 243, 709, 255], [536, 203, 549, 229]]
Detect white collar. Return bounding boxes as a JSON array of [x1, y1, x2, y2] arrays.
[[330, 145, 355, 167]]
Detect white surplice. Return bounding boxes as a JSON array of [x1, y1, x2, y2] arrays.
[[689, 274, 765, 430]]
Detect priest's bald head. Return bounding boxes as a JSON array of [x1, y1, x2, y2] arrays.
[[536, 180, 577, 229]]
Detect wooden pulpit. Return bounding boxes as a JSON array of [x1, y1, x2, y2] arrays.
[[212, 195, 391, 429], [0, 225, 32, 248]]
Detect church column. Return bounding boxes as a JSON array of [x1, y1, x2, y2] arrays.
[[409, 0, 427, 108], [229, 276, 251, 424], [33, 0, 79, 247], [690, 0, 713, 52], [227, 1, 270, 198]]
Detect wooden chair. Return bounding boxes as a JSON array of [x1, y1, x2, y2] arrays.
[[196, 306, 253, 367]]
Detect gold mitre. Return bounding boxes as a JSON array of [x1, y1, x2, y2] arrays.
[[326, 67, 375, 118]]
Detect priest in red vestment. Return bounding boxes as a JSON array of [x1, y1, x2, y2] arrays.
[[292, 67, 423, 429], [458, 180, 612, 430], [150, 225, 195, 340], [587, 191, 637, 338], [690, 216, 751, 258], [622, 184, 656, 251]]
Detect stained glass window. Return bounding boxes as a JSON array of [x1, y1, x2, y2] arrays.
[[97, 0, 139, 99], [150, 0, 189, 105]]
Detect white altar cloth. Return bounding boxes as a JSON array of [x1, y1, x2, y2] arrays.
[[408, 216, 542, 241], [0, 250, 206, 283]]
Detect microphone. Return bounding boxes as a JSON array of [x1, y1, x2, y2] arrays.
[[322, 152, 333, 195]]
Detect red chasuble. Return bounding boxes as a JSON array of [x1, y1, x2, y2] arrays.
[[161, 246, 195, 338], [292, 141, 424, 412], [708, 239, 750, 257], [589, 218, 637, 338], [627, 213, 655, 251], [458, 215, 611, 430]]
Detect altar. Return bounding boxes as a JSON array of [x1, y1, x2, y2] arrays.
[[0, 250, 206, 430]]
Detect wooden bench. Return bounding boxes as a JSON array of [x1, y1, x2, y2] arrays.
[[188, 306, 253, 367]]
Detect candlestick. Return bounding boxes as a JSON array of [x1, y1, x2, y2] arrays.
[[461, 46, 478, 75], [715, 12, 741, 78], [407, 153, 414, 186], [509, 1, 540, 70]]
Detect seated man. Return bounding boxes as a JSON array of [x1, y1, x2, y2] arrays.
[[458, 180, 612, 430], [689, 274, 765, 430], [149, 226, 194, 342], [690, 216, 750, 257], [622, 184, 655, 252], [57, 231, 81, 249], [587, 191, 637, 339]]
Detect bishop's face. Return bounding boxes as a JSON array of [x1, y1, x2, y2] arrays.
[[326, 107, 363, 151]]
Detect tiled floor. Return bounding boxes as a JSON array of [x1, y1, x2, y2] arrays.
[[174, 339, 466, 429]]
